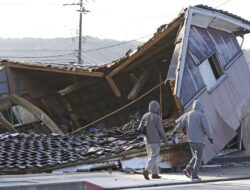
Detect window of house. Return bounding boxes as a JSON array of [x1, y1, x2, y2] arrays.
[[199, 53, 223, 89]]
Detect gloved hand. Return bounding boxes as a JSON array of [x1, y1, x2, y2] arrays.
[[209, 138, 213, 144]]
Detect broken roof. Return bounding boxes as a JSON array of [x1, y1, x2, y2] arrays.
[[0, 4, 248, 133], [1, 5, 249, 80], [0, 119, 176, 174]]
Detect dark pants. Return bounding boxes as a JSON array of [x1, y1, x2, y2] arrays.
[[186, 142, 204, 178]]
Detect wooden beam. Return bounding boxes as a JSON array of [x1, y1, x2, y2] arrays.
[[159, 74, 163, 117], [127, 67, 150, 100], [106, 76, 121, 97], [58, 80, 97, 96], [129, 73, 138, 83], [6, 66, 15, 94], [6, 63, 104, 77], [10, 94, 64, 135], [0, 97, 12, 111], [121, 42, 175, 74], [167, 80, 184, 115], [107, 17, 182, 78]]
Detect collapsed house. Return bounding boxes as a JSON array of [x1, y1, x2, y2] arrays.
[[0, 5, 250, 173]]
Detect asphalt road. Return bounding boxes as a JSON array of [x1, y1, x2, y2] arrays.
[[120, 179, 250, 190]]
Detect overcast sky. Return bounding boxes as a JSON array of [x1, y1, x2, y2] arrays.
[[0, 0, 250, 48]]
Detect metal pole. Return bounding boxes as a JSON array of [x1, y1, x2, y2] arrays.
[[78, 0, 83, 65]]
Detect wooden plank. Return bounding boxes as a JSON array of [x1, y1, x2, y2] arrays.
[[127, 67, 150, 100], [106, 76, 121, 97], [129, 73, 138, 83], [121, 43, 174, 74], [167, 80, 184, 116], [159, 74, 163, 117], [107, 17, 182, 78], [5, 66, 15, 94], [58, 80, 97, 96], [10, 94, 64, 135], [174, 94, 184, 116], [0, 97, 12, 110], [6, 63, 104, 77]]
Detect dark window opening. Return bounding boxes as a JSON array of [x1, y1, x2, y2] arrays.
[[199, 52, 224, 89], [208, 53, 223, 79]]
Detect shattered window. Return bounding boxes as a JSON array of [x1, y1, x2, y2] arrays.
[[199, 53, 223, 89]]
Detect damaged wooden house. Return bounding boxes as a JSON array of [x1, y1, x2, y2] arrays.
[[0, 5, 250, 173]]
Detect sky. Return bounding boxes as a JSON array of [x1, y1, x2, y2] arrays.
[[0, 0, 250, 48]]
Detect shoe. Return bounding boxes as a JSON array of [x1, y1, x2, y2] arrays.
[[152, 174, 161, 179], [183, 169, 192, 178], [191, 176, 202, 182], [142, 170, 150, 180]]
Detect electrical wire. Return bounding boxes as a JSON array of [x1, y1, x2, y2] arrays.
[[215, 0, 233, 8], [0, 33, 150, 54], [0, 49, 75, 52], [0, 53, 75, 59], [0, 1, 234, 62], [82, 34, 151, 53]]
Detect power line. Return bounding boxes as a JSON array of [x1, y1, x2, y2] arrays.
[[215, 0, 233, 8], [0, 30, 152, 62], [0, 33, 150, 55], [0, 53, 75, 59], [83, 34, 151, 53], [0, 49, 75, 52]]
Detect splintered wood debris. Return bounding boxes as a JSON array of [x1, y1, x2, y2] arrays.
[[0, 118, 179, 174]]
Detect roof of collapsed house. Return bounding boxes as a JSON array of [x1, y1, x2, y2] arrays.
[[0, 119, 176, 174], [2, 5, 249, 79], [0, 5, 250, 173]]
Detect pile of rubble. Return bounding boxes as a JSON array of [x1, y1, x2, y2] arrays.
[[0, 118, 176, 174]]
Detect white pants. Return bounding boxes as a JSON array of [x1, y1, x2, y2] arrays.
[[145, 143, 160, 175]]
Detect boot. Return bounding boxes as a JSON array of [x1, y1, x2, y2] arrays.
[[142, 170, 150, 180], [152, 174, 161, 179]]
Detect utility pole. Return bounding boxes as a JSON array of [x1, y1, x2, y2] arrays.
[[78, 0, 83, 65], [63, 0, 89, 65]]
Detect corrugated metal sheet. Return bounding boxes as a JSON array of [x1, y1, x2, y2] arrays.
[[239, 99, 250, 154], [183, 54, 250, 164], [180, 26, 241, 105]]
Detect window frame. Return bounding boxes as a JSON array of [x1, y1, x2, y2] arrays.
[[199, 52, 225, 93]]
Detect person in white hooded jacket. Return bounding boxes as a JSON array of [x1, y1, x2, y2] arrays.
[[139, 100, 168, 180], [173, 100, 213, 181]]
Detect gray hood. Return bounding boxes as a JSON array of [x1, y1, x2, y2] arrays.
[[149, 101, 160, 115], [192, 100, 204, 112]]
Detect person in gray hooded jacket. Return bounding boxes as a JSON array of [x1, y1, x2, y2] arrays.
[[173, 100, 213, 181], [139, 100, 168, 180]]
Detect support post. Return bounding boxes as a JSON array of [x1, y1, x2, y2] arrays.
[[106, 76, 121, 97], [6, 66, 15, 94], [159, 74, 163, 117], [127, 67, 150, 100]]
